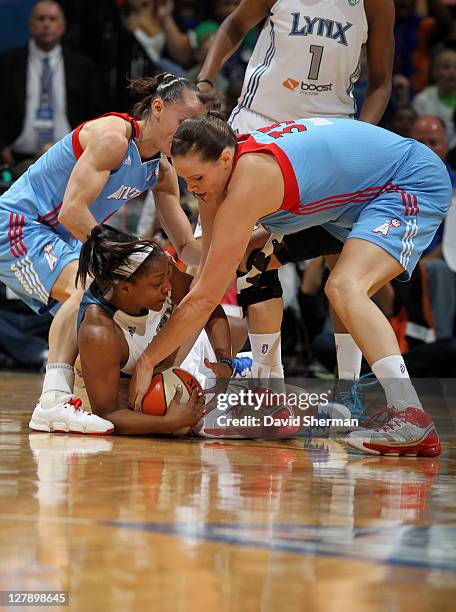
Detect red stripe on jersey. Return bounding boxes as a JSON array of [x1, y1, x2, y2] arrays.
[[9, 213, 23, 258], [8, 212, 16, 257], [72, 127, 84, 160], [18, 215, 27, 256], [39, 202, 63, 222], [401, 190, 409, 215], [71, 112, 140, 160], [9, 213, 20, 258], [296, 199, 370, 216], [14, 214, 22, 256], [14, 214, 25, 256], [42, 213, 61, 226], [232, 134, 299, 210], [101, 210, 118, 225], [300, 186, 386, 214], [300, 184, 388, 210]]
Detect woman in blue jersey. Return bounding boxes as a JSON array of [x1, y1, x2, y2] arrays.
[[129, 112, 451, 457], [76, 224, 234, 435], [0, 72, 204, 434]]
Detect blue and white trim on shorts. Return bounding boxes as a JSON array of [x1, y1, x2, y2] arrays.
[[400, 218, 419, 271]]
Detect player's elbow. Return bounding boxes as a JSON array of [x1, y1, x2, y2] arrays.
[[179, 238, 201, 266], [368, 73, 392, 97]]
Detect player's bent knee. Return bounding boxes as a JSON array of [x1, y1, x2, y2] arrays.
[[324, 273, 361, 306], [237, 270, 283, 316]]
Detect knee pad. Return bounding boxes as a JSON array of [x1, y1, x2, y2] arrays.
[[237, 270, 283, 315], [238, 232, 284, 292], [245, 237, 286, 273], [276, 227, 343, 264]]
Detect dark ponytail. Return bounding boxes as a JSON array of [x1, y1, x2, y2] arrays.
[[77, 224, 166, 290], [171, 110, 237, 161], [129, 72, 199, 118]]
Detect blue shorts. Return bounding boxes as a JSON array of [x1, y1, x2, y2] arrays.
[[265, 142, 452, 281], [0, 211, 81, 315], [261, 141, 451, 281], [321, 143, 452, 281]]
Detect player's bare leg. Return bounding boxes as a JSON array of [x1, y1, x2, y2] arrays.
[[29, 260, 114, 434], [239, 229, 284, 380], [325, 238, 440, 456]]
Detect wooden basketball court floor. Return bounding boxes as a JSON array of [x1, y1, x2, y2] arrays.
[[1, 372, 456, 611]]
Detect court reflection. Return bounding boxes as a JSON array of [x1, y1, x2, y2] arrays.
[[0, 415, 455, 611]]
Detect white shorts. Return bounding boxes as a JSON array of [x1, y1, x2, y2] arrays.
[[228, 107, 274, 133], [180, 329, 216, 389]]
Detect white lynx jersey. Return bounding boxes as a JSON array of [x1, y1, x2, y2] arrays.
[[231, 0, 367, 122]]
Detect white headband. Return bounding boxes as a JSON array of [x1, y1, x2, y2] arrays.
[[114, 245, 155, 279]]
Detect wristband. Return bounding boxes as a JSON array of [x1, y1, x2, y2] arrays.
[[196, 78, 214, 88], [218, 357, 234, 373]]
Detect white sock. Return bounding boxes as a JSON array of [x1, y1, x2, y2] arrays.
[[249, 332, 284, 378], [40, 363, 75, 410], [371, 355, 422, 411], [335, 334, 362, 380]]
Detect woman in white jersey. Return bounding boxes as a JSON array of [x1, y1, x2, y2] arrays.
[[76, 225, 233, 435], [197, 0, 394, 128], [196, 0, 395, 403]]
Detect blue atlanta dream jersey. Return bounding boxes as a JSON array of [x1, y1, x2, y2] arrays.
[[0, 112, 161, 251], [232, 117, 448, 233], [233, 0, 367, 121]]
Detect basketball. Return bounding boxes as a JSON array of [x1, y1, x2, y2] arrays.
[[142, 367, 203, 435]]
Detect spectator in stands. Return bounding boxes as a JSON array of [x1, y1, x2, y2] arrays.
[[392, 73, 413, 108], [412, 47, 456, 147], [0, 0, 104, 165], [387, 105, 418, 137], [174, 0, 199, 33], [112, 0, 194, 109], [394, 0, 453, 94], [124, 0, 193, 75]]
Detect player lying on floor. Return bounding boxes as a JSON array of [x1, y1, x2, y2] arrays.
[[75, 224, 234, 435], [75, 224, 351, 438]]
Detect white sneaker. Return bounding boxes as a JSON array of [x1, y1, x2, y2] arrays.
[[344, 407, 441, 456], [303, 402, 354, 437], [29, 395, 114, 435]]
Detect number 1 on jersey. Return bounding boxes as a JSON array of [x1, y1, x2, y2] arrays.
[[308, 45, 324, 81]]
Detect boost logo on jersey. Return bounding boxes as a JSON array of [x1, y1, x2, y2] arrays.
[[282, 77, 299, 91], [283, 77, 333, 95]]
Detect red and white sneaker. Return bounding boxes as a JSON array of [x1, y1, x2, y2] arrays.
[[29, 396, 114, 435], [344, 406, 441, 456]]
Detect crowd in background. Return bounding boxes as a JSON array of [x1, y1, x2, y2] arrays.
[[1, 0, 456, 376]]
